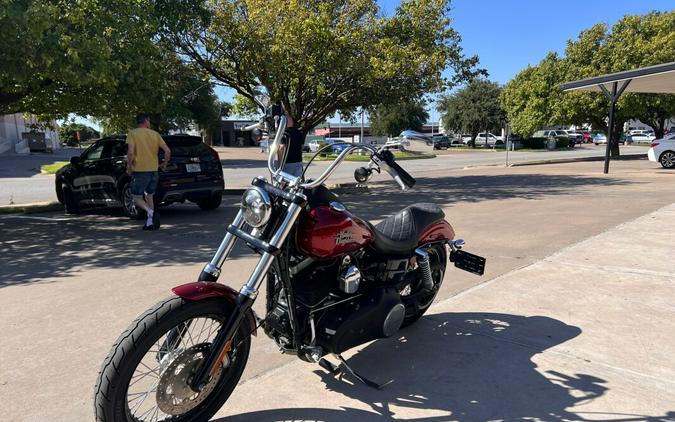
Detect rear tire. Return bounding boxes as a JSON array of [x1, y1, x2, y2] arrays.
[[197, 193, 222, 211], [94, 296, 251, 422], [659, 151, 675, 169], [399, 244, 447, 327]]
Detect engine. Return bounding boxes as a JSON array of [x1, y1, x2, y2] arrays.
[[264, 254, 407, 357]]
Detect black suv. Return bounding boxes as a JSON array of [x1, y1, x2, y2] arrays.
[[55, 135, 224, 217], [431, 135, 451, 149]]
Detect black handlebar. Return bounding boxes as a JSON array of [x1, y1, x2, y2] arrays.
[[389, 159, 416, 188], [378, 149, 416, 189]]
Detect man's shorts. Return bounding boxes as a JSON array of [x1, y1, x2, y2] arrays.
[[131, 171, 159, 196]]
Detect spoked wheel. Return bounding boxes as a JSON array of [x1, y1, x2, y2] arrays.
[[660, 151, 675, 169], [399, 244, 447, 327], [94, 296, 251, 422]]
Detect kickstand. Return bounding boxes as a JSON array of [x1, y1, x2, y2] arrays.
[[318, 354, 392, 390]]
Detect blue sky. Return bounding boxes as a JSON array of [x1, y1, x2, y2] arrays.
[[78, 0, 674, 128]]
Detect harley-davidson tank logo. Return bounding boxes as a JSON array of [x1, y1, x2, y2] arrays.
[[335, 231, 354, 245]]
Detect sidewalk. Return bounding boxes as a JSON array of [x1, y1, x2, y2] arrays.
[[212, 204, 675, 421]]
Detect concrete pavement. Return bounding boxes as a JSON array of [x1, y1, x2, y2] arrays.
[[0, 159, 674, 421], [212, 204, 675, 421]]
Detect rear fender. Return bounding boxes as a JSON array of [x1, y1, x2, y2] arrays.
[[172, 282, 257, 336], [418, 220, 455, 244]]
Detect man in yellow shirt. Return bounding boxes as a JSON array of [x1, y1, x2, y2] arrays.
[[126, 113, 171, 230]]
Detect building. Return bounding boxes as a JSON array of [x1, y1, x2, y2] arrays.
[[0, 113, 60, 154], [212, 120, 258, 147]]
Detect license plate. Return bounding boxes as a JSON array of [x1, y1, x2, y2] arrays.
[[450, 250, 486, 275], [186, 163, 201, 173]]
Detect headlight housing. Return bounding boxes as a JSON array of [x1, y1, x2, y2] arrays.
[[241, 187, 272, 228]]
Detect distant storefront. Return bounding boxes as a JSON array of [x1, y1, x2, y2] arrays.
[[214, 120, 258, 147]]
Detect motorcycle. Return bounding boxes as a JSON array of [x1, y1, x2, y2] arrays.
[[94, 102, 486, 421]]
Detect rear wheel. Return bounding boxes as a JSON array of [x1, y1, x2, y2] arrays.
[[660, 151, 675, 169], [197, 193, 222, 211], [399, 244, 447, 327], [94, 296, 251, 422]]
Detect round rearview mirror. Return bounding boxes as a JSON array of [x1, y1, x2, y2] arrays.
[[354, 167, 371, 183]]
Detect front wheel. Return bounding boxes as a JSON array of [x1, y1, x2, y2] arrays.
[[94, 296, 251, 422]]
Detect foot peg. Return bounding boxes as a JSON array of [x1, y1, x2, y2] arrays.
[[318, 355, 392, 390]]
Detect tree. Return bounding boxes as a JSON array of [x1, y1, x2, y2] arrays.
[[232, 94, 261, 119], [58, 122, 100, 147], [369, 100, 429, 137], [501, 11, 675, 156], [0, 0, 163, 117], [161, 0, 480, 139], [438, 80, 504, 147]]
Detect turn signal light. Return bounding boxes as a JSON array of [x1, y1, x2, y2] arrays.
[[650, 143, 660, 148]]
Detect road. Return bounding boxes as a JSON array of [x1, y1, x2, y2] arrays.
[[0, 159, 673, 420], [0, 144, 649, 205]]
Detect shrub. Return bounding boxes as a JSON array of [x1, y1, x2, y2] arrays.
[[522, 137, 547, 149]]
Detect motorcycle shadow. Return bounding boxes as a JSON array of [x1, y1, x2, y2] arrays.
[[215, 312, 674, 422]]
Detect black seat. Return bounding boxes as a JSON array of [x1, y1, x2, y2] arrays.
[[371, 203, 445, 255]]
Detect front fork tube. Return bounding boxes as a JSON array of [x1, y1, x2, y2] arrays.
[[161, 211, 246, 360], [192, 202, 304, 390], [198, 210, 245, 282]]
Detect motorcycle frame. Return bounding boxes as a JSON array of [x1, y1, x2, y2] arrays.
[[175, 114, 445, 391]]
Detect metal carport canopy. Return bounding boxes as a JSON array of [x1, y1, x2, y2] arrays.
[[560, 61, 675, 173]]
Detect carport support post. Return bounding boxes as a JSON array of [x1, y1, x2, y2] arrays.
[[599, 79, 631, 174], [603, 83, 617, 174]]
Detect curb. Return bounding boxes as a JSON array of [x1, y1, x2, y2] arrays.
[[508, 152, 646, 167], [0, 201, 64, 214]]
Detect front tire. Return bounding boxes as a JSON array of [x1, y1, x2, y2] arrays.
[[62, 184, 80, 214], [94, 296, 251, 422]]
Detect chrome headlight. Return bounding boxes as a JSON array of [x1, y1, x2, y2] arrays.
[[241, 187, 272, 228]]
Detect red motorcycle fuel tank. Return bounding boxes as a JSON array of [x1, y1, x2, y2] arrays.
[[296, 204, 374, 259]]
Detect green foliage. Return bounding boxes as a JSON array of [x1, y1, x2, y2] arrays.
[[40, 161, 69, 174], [369, 100, 429, 137], [437, 79, 505, 145], [163, 0, 480, 134], [500, 11, 675, 155], [58, 122, 100, 147], [0, 0, 161, 117], [232, 94, 261, 119]]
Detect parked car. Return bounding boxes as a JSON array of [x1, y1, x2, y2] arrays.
[[55, 135, 224, 217], [627, 130, 656, 143], [592, 132, 607, 145], [465, 132, 503, 147], [307, 139, 322, 152], [647, 133, 675, 168], [431, 135, 451, 149], [578, 131, 593, 143], [562, 130, 583, 145]]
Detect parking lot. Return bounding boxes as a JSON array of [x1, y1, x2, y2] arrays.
[[1, 159, 674, 420]]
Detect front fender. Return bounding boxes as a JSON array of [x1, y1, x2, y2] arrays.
[[172, 282, 257, 336]]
